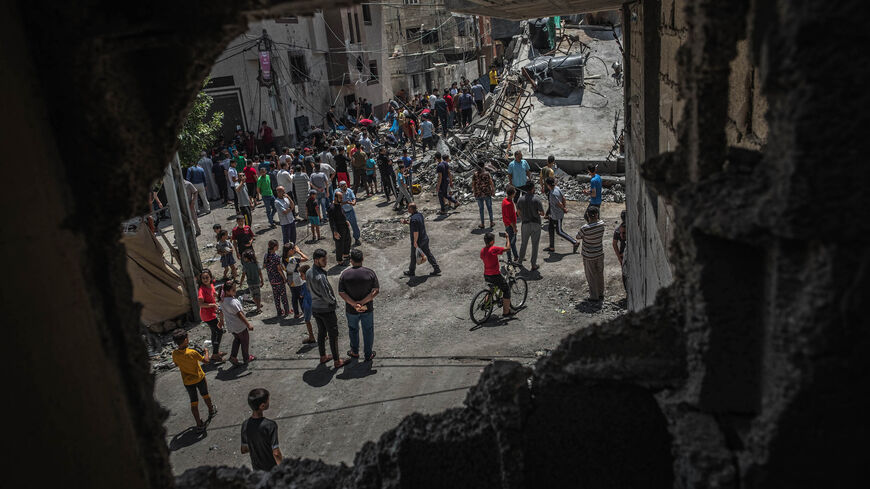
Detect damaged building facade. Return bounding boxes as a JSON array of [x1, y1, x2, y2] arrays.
[[5, 0, 866, 488]]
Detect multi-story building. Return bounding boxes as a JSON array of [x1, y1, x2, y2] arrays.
[[382, 1, 484, 99]]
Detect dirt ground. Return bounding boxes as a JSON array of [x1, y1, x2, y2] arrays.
[[154, 178, 626, 474]]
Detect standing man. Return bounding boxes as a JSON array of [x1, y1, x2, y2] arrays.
[[276, 160, 293, 192], [458, 88, 474, 127], [291, 165, 310, 220], [402, 202, 441, 277], [307, 248, 348, 369], [583, 164, 603, 214], [434, 92, 449, 136], [186, 161, 210, 214], [436, 154, 460, 214], [243, 159, 259, 208], [488, 66, 499, 92], [338, 181, 362, 247], [507, 151, 531, 198], [333, 147, 350, 188], [471, 79, 486, 114], [199, 151, 220, 202], [539, 155, 557, 220], [351, 147, 368, 194], [419, 116, 436, 152], [338, 249, 379, 362], [212, 151, 229, 206], [310, 164, 330, 222], [257, 167, 276, 227], [377, 146, 397, 202], [443, 89, 455, 129], [543, 177, 580, 253], [274, 186, 296, 245], [327, 191, 352, 265], [516, 183, 544, 272], [240, 388, 282, 472], [575, 206, 606, 301], [613, 211, 627, 291], [228, 157, 241, 214], [258, 120, 274, 151]]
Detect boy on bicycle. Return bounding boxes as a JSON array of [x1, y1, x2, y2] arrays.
[[480, 232, 514, 316]]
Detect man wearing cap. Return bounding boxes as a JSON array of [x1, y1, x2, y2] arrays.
[[339, 181, 361, 246], [327, 191, 352, 265]]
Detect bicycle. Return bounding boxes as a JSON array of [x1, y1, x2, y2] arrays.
[[469, 259, 528, 325]]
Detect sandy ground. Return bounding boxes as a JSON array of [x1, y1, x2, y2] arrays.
[[154, 180, 626, 474]]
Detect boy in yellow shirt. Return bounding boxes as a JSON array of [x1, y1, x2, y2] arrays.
[[171, 329, 216, 430]]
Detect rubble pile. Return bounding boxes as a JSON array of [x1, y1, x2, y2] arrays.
[[359, 218, 407, 246], [560, 177, 626, 203]]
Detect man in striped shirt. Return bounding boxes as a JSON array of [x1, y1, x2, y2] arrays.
[[575, 206, 606, 301]]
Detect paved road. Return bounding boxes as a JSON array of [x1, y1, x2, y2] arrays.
[[155, 183, 626, 474]]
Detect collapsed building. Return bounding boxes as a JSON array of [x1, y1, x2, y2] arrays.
[[4, 0, 867, 488]]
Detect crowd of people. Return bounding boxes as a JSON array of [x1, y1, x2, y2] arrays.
[[167, 72, 629, 469]]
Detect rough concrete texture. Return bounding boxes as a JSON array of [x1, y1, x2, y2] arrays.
[[8, 0, 868, 487]]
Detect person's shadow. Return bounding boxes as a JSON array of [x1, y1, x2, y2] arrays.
[[574, 299, 604, 313], [168, 426, 207, 451], [336, 359, 378, 380], [215, 363, 252, 381], [302, 363, 336, 387], [543, 251, 571, 263]]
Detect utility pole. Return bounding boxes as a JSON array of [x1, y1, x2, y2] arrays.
[[163, 153, 201, 322], [263, 29, 293, 147]]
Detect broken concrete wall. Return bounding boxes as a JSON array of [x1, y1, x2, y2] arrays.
[[7, 0, 867, 487]]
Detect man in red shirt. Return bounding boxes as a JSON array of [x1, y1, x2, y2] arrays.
[[501, 185, 520, 262], [480, 232, 513, 316], [242, 159, 259, 207]]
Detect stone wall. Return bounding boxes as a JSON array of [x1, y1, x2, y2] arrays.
[[6, 0, 867, 487]]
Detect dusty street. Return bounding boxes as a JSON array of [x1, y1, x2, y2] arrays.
[[155, 178, 626, 474]]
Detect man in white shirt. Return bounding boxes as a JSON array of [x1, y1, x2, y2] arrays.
[[276, 161, 293, 190]]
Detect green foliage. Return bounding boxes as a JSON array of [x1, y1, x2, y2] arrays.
[[178, 81, 223, 166]]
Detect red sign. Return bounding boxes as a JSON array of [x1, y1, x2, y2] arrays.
[[259, 51, 272, 81]]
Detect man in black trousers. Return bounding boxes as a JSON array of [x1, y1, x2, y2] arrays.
[[402, 202, 441, 277], [327, 191, 352, 266]]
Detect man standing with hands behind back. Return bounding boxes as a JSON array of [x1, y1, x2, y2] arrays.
[[338, 249, 379, 362]]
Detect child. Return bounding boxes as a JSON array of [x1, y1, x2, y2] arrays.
[[220, 281, 255, 366], [396, 162, 413, 210], [216, 230, 237, 281], [171, 329, 216, 431], [306, 189, 321, 241], [239, 249, 262, 312], [365, 156, 378, 195], [197, 270, 225, 362], [263, 239, 290, 317], [240, 388, 283, 471], [296, 264, 316, 344], [212, 223, 222, 241], [236, 177, 253, 226], [282, 242, 312, 343], [400, 149, 413, 187]]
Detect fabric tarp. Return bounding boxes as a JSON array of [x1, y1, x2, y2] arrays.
[[121, 226, 190, 326]]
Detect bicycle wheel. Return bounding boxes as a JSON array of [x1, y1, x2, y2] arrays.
[[470, 289, 494, 325], [510, 277, 528, 309]]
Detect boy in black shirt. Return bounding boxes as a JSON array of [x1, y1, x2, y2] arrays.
[[241, 388, 283, 471]]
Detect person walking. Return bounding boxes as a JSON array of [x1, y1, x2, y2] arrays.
[[197, 269, 226, 362], [419, 116, 436, 152], [402, 202, 441, 277], [274, 186, 296, 245], [221, 281, 255, 366], [338, 181, 361, 246], [263, 240, 290, 317], [295, 264, 317, 344], [471, 79, 486, 114], [257, 167, 276, 227], [186, 161, 211, 214], [544, 177, 580, 253], [472, 165, 495, 228], [516, 183, 545, 271], [501, 185, 520, 262], [307, 248, 348, 368], [575, 206, 606, 301], [338, 249, 379, 362], [171, 329, 216, 431], [243, 159, 258, 208], [436, 154, 460, 214], [613, 216, 627, 291], [327, 191, 352, 265], [240, 388, 283, 472]]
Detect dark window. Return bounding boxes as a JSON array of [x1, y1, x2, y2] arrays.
[[288, 53, 309, 83], [275, 16, 298, 24], [403, 0, 419, 4], [347, 12, 355, 43], [362, 5, 372, 25], [354, 13, 362, 42], [204, 76, 235, 89], [412, 74, 420, 88], [406, 27, 420, 41], [368, 61, 379, 84], [422, 29, 439, 44], [356, 57, 364, 72], [457, 18, 468, 36]]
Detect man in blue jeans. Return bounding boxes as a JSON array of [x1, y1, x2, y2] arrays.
[[338, 249, 379, 362]]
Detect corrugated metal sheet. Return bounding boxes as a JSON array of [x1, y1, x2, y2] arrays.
[[444, 0, 623, 20]]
